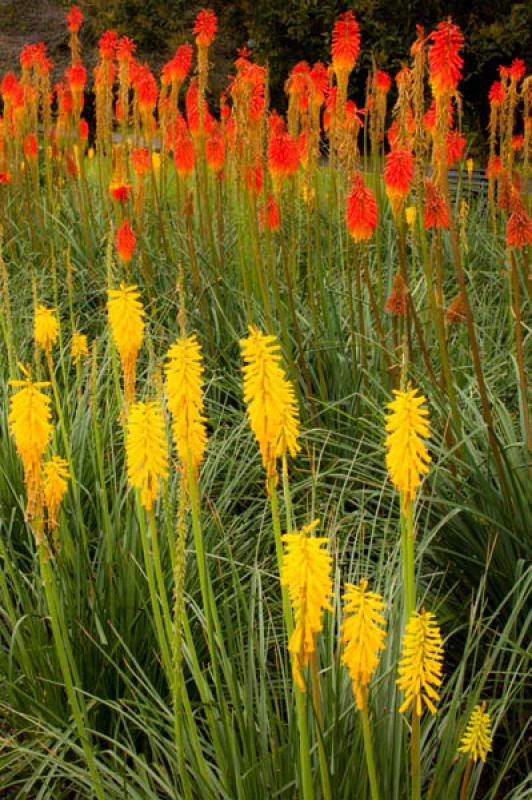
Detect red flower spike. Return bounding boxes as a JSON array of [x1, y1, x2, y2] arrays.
[[66, 5, 83, 33], [116, 220, 136, 263], [66, 63, 86, 92], [205, 124, 225, 173], [260, 192, 281, 232], [376, 70, 392, 93], [428, 19, 464, 96], [446, 129, 465, 167], [331, 11, 361, 75], [384, 149, 414, 205], [488, 81, 505, 107], [173, 125, 195, 179], [23, 133, 38, 160], [346, 171, 378, 242], [131, 148, 151, 177], [509, 58, 526, 83], [385, 272, 408, 316], [99, 31, 118, 60], [110, 182, 132, 203], [506, 191, 532, 249], [193, 9, 217, 48], [423, 180, 449, 229]]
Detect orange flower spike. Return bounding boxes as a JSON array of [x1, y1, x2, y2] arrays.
[[506, 191, 532, 249], [193, 8, 218, 48], [375, 69, 392, 94], [446, 292, 467, 324], [346, 171, 378, 242], [488, 81, 505, 107], [428, 19, 464, 97], [384, 149, 414, 214], [66, 5, 83, 34], [423, 179, 449, 229], [131, 147, 151, 177], [115, 220, 136, 264], [331, 10, 361, 78], [173, 120, 195, 179], [205, 123, 225, 173], [267, 117, 299, 193], [260, 193, 281, 232], [385, 272, 408, 316]]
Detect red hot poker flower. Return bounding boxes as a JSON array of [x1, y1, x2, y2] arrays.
[[131, 148, 151, 176], [205, 123, 225, 173], [384, 149, 414, 211], [116, 220, 136, 263], [193, 9, 217, 48], [331, 11, 361, 76], [446, 129, 465, 167], [66, 5, 83, 33], [173, 121, 195, 179], [428, 19, 464, 96], [260, 192, 281, 232], [346, 171, 378, 242], [423, 180, 449, 229], [506, 191, 532, 249], [385, 272, 408, 316], [110, 181, 132, 204], [509, 58, 526, 83], [24, 133, 38, 160], [488, 81, 505, 107], [99, 31, 118, 60], [163, 44, 193, 85], [66, 62, 86, 92], [376, 70, 392, 93], [267, 123, 299, 191]]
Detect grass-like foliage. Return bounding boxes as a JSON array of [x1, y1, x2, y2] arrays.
[[0, 7, 530, 800]]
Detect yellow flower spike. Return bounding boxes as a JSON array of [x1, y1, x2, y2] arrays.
[[34, 305, 59, 355], [458, 703, 493, 763], [126, 401, 168, 511], [71, 332, 89, 364], [165, 334, 208, 476], [42, 456, 70, 530], [466, 157, 474, 180], [88, 147, 95, 160], [341, 579, 387, 709], [240, 325, 300, 483], [384, 386, 431, 506], [281, 519, 333, 691], [405, 205, 417, 227], [8, 370, 52, 521], [107, 283, 145, 407], [397, 609, 444, 717]]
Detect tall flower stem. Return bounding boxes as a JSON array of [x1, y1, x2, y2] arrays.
[[37, 536, 104, 800], [360, 691, 380, 800], [172, 478, 193, 800], [310, 651, 332, 800], [411, 711, 421, 800], [459, 758, 474, 800], [400, 496, 416, 621], [269, 475, 314, 800]]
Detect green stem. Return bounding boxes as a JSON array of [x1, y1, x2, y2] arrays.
[[38, 541, 104, 800], [459, 758, 474, 800], [269, 476, 314, 800], [411, 711, 421, 800], [361, 696, 380, 800], [400, 497, 416, 621]]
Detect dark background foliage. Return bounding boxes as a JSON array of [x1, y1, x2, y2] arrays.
[[0, 1, 530, 147]]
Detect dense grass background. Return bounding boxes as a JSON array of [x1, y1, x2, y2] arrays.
[[0, 161, 530, 798]]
